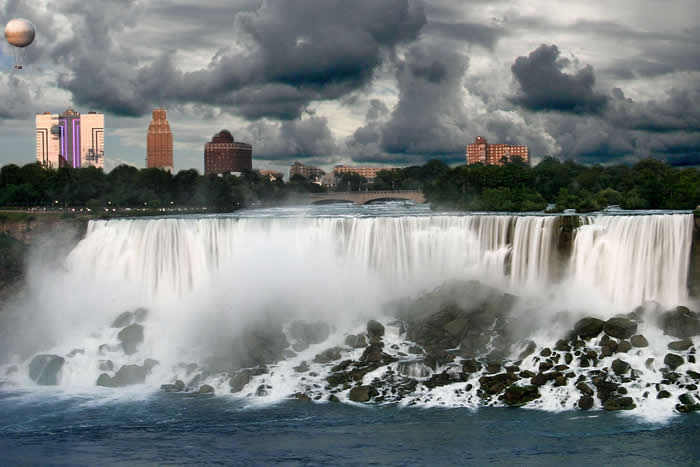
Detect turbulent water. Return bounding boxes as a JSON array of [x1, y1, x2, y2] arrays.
[[1, 203, 698, 455]]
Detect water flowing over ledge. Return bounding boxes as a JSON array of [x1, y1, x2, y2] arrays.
[[1, 211, 698, 420]]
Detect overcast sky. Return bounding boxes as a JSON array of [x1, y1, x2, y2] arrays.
[[1, 0, 699, 173]]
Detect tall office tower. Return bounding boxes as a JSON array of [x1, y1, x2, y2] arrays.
[[146, 108, 174, 171], [35, 108, 104, 169]]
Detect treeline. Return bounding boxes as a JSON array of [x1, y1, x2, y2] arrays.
[[421, 157, 700, 212], [0, 163, 325, 212]]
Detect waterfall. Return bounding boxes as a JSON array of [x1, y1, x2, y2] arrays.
[[570, 214, 694, 306], [68, 213, 693, 308]]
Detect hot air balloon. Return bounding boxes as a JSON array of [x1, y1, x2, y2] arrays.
[[4, 18, 35, 69]]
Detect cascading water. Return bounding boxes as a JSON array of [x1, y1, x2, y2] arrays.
[[1, 210, 697, 420]]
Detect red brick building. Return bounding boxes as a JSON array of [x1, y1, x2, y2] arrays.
[[204, 130, 252, 175], [466, 136, 529, 165]]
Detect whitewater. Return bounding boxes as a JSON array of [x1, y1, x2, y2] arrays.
[[0, 204, 698, 423]]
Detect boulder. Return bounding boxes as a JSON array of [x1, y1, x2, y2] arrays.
[[462, 359, 481, 374], [657, 390, 671, 399], [668, 339, 693, 351], [98, 360, 114, 372], [359, 343, 384, 363], [161, 380, 185, 392], [630, 335, 649, 348], [110, 364, 149, 386], [96, 373, 113, 387], [577, 382, 594, 397], [574, 317, 605, 338], [517, 341, 537, 360], [229, 370, 253, 393], [617, 340, 632, 353], [611, 359, 631, 376], [424, 371, 462, 389], [328, 394, 341, 403], [313, 347, 344, 364], [118, 323, 144, 355], [349, 385, 377, 402], [603, 317, 638, 339], [229, 323, 290, 370], [503, 385, 540, 406], [255, 384, 272, 397], [664, 353, 684, 370], [578, 395, 594, 410], [366, 320, 385, 340], [444, 318, 469, 337], [111, 311, 134, 328], [198, 384, 215, 395], [288, 321, 330, 348], [293, 361, 310, 373], [604, 397, 636, 411], [344, 334, 367, 348], [480, 373, 519, 395], [424, 349, 454, 370], [28, 355, 65, 386], [660, 306, 700, 338], [144, 359, 159, 371]]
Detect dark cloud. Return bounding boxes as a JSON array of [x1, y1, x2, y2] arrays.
[[607, 87, 700, 133], [0, 75, 34, 119], [244, 116, 336, 161], [510, 44, 608, 114]]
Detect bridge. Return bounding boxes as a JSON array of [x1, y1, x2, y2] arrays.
[[307, 190, 425, 205]]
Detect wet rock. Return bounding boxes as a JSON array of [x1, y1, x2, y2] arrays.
[[359, 343, 384, 363], [229, 370, 252, 393], [540, 348, 552, 357], [660, 306, 700, 339], [564, 353, 573, 365], [517, 341, 537, 360], [313, 347, 344, 364], [578, 396, 594, 410], [679, 393, 696, 406], [577, 382, 594, 397], [96, 373, 113, 387], [366, 320, 385, 340], [293, 392, 312, 402], [328, 394, 341, 403], [657, 390, 671, 399], [485, 362, 501, 374], [520, 370, 536, 379], [503, 385, 540, 406], [630, 335, 649, 348], [604, 397, 636, 411], [293, 361, 310, 373], [617, 340, 632, 353], [539, 361, 553, 372], [198, 384, 214, 395], [645, 358, 655, 369], [480, 373, 519, 395], [461, 359, 481, 374], [603, 317, 638, 339], [676, 403, 700, 413], [664, 353, 684, 370], [161, 380, 185, 392], [424, 370, 462, 389], [531, 373, 548, 386], [668, 339, 693, 351], [349, 385, 377, 402], [228, 323, 290, 370], [111, 311, 134, 328], [255, 384, 272, 397], [407, 345, 423, 355], [118, 323, 144, 355], [574, 317, 605, 339], [110, 364, 149, 387], [344, 334, 367, 348], [331, 360, 353, 372], [593, 379, 619, 402], [554, 339, 571, 352], [134, 307, 149, 322], [612, 359, 631, 376], [288, 321, 330, 349], [28, 355, 65, 386]]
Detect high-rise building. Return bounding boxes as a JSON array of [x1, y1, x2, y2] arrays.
[[35, 108, 104, 169], [333, 165, 397, 180], [204, 130, 253, 175], [146, 108, 173, 171], [466, 136, 529, 165], [290, 161, 325, 180]]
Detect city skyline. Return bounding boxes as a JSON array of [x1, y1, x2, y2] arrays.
[[1, 1, 698, 173]]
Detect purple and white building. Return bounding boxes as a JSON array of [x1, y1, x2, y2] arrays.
[[35, 108, 104, 169]]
